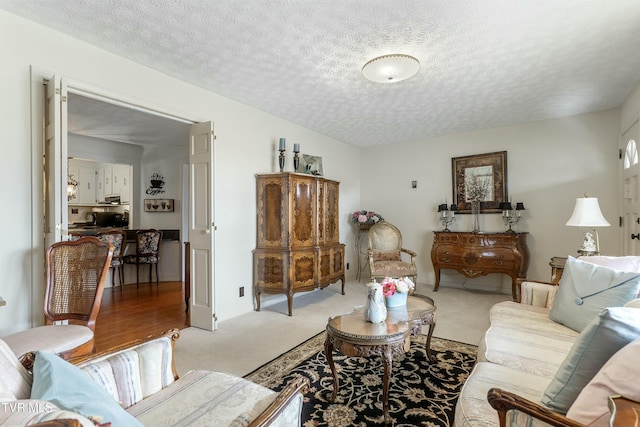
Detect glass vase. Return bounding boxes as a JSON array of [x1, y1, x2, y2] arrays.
[[471, 201, 480, 232]]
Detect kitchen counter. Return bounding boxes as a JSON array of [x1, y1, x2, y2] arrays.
[[70, 228, 180, 241], [69, 228, 182, 286]]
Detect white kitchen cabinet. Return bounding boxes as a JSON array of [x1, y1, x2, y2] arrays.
[[77, 167, 96, 204], [68, 161, 96, 205], [102, 166, 112, 196], [96, 167, 104, 202], [112, 164, 131, 202]]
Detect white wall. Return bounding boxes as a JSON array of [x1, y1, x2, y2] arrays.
[[621, 81, 640, 134], [360, 110, 621, 293], [0, 10, 361, 334], [1, 8, 635, 334]]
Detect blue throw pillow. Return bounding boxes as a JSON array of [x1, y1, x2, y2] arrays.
[[31, 351, 143, 427], [542, 307, 640, 413], [549, 256, 640, 332]]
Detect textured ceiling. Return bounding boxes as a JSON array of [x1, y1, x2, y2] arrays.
[[2, 0, 640, 148]]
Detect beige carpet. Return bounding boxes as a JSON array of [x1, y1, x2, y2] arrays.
[[173, 279, 509, 377]]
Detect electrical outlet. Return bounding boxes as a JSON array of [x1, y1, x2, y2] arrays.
[[239, 286, 245, 297], [346, 262, 350, 270]]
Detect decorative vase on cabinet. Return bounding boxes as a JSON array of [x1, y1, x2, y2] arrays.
[[252, 173, 346, 316]]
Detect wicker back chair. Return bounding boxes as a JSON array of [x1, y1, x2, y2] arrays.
[[97, 230, 127, 289], [3, 237, 113, 360]]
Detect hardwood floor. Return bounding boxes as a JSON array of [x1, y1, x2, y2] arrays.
[[94, 281, 189, 352]]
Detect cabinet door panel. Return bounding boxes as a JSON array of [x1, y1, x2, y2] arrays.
[[77, 167, 95, 204], [291, 176, 315, 247]]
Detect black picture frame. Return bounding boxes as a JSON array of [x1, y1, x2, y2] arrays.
[[452, 151, 507, 214]]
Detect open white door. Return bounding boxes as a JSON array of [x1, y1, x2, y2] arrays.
[[189, 121, 216, 330], [621, 121, 640, 255], [44, 74, 69, 247]]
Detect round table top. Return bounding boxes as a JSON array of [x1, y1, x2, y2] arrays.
[[326, 295, 436, 344]]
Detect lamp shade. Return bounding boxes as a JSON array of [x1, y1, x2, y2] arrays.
[[565, 197, 610, 227]]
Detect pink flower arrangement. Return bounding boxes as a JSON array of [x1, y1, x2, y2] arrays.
[[351, 210, 384, 225], [381, 277, 415, 297]]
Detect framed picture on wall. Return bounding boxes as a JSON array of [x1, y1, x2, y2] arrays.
[[452, 151, 507, 213], [299, 154, 323, 176], [144, 199, 174, 212]]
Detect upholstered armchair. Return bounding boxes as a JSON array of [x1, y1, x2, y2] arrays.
[[367, 221, 417, 284]]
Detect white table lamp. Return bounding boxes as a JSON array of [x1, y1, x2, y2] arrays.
[[566, 194, 610, 255]]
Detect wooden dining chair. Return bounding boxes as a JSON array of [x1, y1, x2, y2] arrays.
[[123, 229, 163, 288], [97, 229, 127, 289], [2, 237, 113, 360]]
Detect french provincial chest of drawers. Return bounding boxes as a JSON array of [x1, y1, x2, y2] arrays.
[[431, 231, 529, 300]]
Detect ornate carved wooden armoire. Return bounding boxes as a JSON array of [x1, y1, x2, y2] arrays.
[[253, 173, 345, 316]]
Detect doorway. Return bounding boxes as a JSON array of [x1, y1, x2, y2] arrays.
[[34, 70, 215, 332]]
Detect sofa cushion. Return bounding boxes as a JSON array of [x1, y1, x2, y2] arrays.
[[566, 337, 640, 426], [454, 361, 552, 427], [127, 369, 285, 427], [0, 339, 32, 401], [31, 351, 143, 427], [2, 325, 94, 359], [549, 256, 640, 332], [541, 307, 640, 414], [481, 301, 578, 377]]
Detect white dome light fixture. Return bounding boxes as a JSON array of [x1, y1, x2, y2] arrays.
[[362, 54, 420, 83]]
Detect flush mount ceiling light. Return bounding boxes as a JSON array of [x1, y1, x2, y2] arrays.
[[362, 54, 421, 83]]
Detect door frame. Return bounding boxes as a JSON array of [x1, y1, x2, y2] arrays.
[[29, 65, 212, 326], [620, 119, 640, 255]]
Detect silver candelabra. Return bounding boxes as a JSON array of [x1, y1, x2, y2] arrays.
[[501, 202, 525, 232]]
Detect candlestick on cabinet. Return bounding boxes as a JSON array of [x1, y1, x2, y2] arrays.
[[500, 201, 526, 232], [279, 149, 285, 172], [293, 152, 299, 172], [437, 203, 457, 231]]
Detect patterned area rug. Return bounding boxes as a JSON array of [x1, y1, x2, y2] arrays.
[[245, 332, 477, 426]]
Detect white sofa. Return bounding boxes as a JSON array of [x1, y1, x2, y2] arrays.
[[0, 329, 308, 427], [455, 256, 640, 427]]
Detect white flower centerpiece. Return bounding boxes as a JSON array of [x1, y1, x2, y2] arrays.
[[381, 276, 415, 307], [465, 174, 490, 232]]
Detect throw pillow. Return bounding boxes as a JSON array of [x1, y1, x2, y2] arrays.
[[549, 256, 640, 332], [578, 255, 640, 273], [0, 338, 32, 400], [541, 307, 640, 414], [566, 337, 640, 426], [625, 298, 640, 308], [31, 351, 143, 427]]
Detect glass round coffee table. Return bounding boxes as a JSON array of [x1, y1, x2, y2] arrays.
[[324, 294, 437, 424]]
